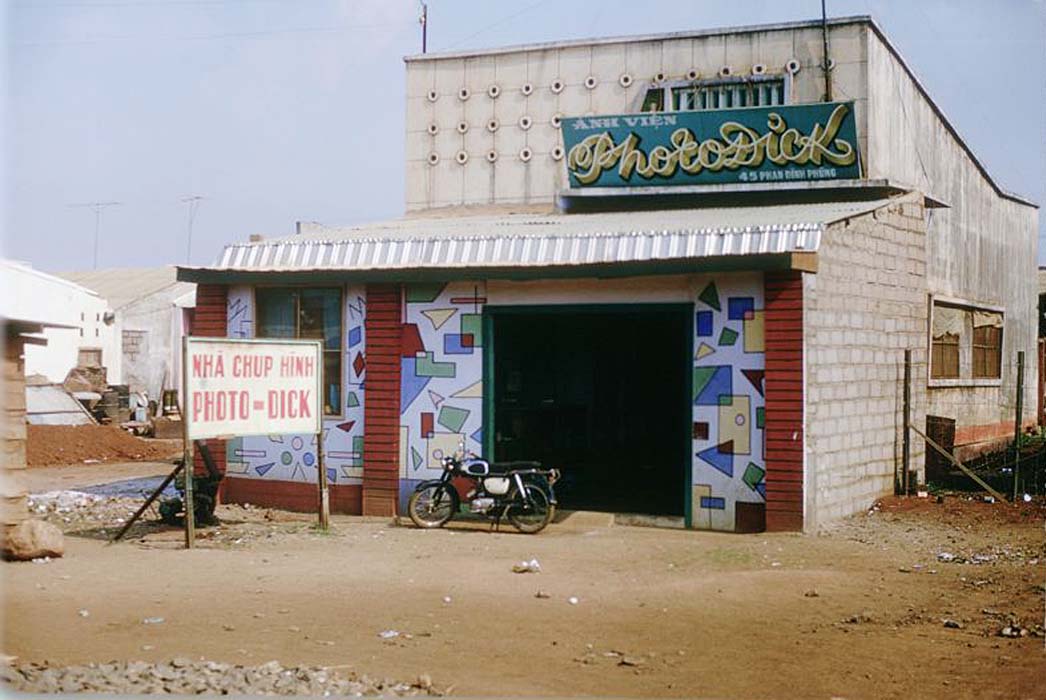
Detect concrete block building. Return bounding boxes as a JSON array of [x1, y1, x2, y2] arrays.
[[179, 16, 1038, 532], [1, 259, 121, 387], [60, 267, 196, 403]]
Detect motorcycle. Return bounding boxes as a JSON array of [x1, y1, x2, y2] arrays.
[[407, 449, 559, 534]]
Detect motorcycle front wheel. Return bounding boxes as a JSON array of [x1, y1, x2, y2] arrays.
[[407, 484, 456, 529], [506, 485, 554, 534]]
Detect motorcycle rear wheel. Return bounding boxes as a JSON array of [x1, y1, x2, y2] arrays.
[[506, 485, 554, 534], [408, 485, 456, 529]]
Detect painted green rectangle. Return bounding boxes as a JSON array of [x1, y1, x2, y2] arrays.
[[437, 405, 469, 433], [416, 352, 456, 378], [461, 313, 483, 347], [405, 283, 445, 303], [561, 101, 860, 188]]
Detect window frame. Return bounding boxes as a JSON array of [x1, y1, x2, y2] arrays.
[[253, 285, 346, 418], [927, 295, 1005, 388], [971, 324, 1002, 379]]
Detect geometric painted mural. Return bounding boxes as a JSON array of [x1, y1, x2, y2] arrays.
[[690, 273, 766, 532], [399, 282, 485, 508], [223, 284, 367, 486]]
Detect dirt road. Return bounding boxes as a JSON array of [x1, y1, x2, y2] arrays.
[[3, 468, 1044, 698]]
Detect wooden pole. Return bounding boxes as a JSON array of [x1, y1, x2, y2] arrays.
[[182, 337, 195, 549], [902, 348, 911, 496], [1013, 350, 1025, 501], [1038, 339, 1045, 428], [910, 423, 1007, 502], [317, 428, 329, 531], [110, 461, 183, 543]]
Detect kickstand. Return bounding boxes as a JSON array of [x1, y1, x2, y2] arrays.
[[492, 507, 508, 532]]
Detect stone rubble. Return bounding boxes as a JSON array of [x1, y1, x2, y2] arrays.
[[1, 659, 444, 696], [25, 490, 319, 546]]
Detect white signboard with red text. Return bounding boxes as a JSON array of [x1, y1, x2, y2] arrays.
[[184, 338, 322, 441]]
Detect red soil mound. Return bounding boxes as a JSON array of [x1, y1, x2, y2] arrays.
[[26, 425, 180, 467]]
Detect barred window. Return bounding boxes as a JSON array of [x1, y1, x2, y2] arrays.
[[642, 76, 786, 113]]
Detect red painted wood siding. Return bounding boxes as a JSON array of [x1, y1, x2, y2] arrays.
[[223, 478, 361, 514], [191, 284, 228, 478], [362, 284, 402, 516], [764, 271, 804, 532]]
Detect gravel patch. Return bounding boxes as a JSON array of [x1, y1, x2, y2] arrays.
[[2, 659, 445, 696]]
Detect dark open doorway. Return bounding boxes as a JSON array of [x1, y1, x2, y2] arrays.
[[489, 306, 690, 516]]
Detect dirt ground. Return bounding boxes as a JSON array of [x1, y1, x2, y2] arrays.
[[2, 466, 1044, 699], [26, 425, 181, 467]]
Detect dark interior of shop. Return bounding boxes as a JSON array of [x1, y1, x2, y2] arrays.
[[492, 308, 689, 516]]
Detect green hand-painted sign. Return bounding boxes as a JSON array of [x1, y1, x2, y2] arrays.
[[561, 101, 860, 188]]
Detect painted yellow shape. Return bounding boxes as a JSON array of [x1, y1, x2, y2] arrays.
[[451, 380, 483, 399], [225, 460, 249, 475], [718, 395, 751, 455], [695, 342, 716, 360], [421, 308, 457, 330], [398, 425, 409, 478], [691, 484, 711, 530], [743, 310, 765, 353], [428, 432, 464, 469]]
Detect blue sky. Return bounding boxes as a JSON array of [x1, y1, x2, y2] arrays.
[[5, 0, 1044, 271]]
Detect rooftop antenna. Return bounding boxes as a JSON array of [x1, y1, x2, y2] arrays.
[[68, 201, 122, 270], [821, 0, 833, 101], [419, 1, 427, 53], [181, 195, 205, 264]]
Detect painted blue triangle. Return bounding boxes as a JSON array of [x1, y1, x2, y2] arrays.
[[327, 468, 338, 483], [400, 357, 431, 414], [696, 444, 733, 477], [694, 365, 732, 406], [254, 462, 275, 477], [756, 482, 766, 499], [470, 426, 483, 446]]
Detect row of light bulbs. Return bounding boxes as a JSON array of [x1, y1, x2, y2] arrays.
[[427, 113, 561, 135], [424, 59, 804, 103], [426, 145, 565, 165]]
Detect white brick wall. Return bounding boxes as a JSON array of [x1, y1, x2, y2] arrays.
[[804, 193, 929, 529]]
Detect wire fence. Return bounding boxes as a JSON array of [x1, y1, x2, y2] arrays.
[[909, 347, 1045, 498]]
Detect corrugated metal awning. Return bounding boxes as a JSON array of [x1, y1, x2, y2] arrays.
[[180, 199, 895, 279]]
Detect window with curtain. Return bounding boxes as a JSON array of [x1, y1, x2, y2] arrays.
[[256, 288, 343, 415], [971, 311, 1003, 379], [930, 304, 962, 379], [930, 301, 1004, 382]]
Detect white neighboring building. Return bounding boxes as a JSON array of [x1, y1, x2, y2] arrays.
[[0, 259, 121, 385], [59, 267, 195, 401]]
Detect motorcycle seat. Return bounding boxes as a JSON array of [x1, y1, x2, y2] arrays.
[[488, 460, 543, 473]]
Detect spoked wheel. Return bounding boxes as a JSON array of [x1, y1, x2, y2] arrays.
[[408, 484, 456, 529], [506, 485, 554, 534]]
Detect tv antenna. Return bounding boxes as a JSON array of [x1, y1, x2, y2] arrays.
[[68, 201, 122, 269], [419, 1, 427, 53], [181, 195, 205, 264]]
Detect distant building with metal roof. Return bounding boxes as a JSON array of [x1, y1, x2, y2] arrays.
[[57, 266, 196, 401], [59, 266, 193, 311]]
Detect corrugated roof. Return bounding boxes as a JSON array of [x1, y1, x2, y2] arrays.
[[25, 385, 95, 426], [189, 200, 892, 275], [59, 267, 193, 310]]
